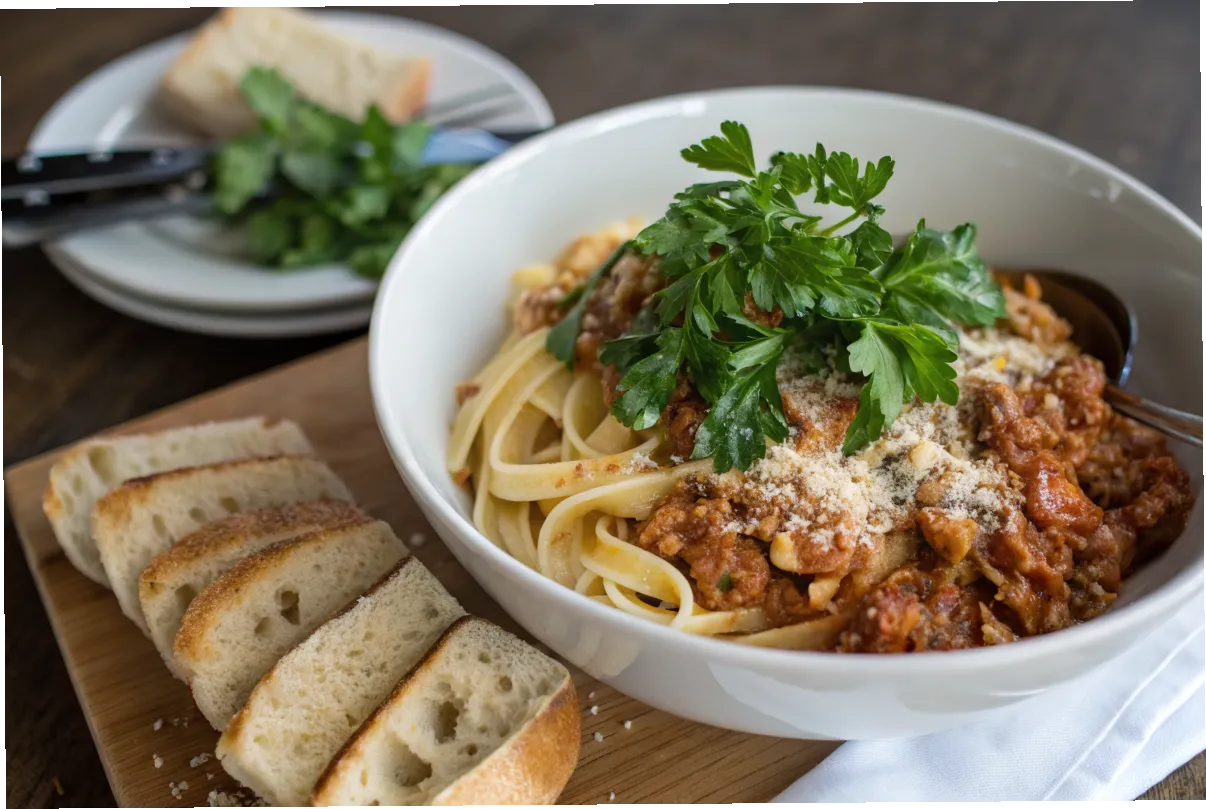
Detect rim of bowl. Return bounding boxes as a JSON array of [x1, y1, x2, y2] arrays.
[[371, 85, 1203, 676]]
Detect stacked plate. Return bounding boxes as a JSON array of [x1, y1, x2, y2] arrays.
[[29, 12, 554, 338]]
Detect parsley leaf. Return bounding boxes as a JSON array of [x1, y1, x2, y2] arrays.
[[842, 320, 958, 454], [213, 133, 278, 215], [880, 222, 1006, 328], [598, 306, 661, 374], [546, 241, 631, 368], [239, 67, 294, 134], [692, 361, 785, 473], [245, 205, 293, 263], [611, 328, 686, 431], [848, 219, 894, 273], [280, 149, 345, 197], [681, 121, 758, 178]]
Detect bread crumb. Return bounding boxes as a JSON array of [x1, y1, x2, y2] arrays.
[[589, 705, 599, 715], [593, 731, 604, 742], [207, 789, 267, 807], [152, 718, 164, 732], [152, 754, 163, 769], [609, 792, 616, 801], [588, 691, 596, 699], [52, 777, 64, 796], [190, 753, 212, 768], [409, 532, 427, 548], [207, 772, 215, 780], [623, 719, 633, 729]]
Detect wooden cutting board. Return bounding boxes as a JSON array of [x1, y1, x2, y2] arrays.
[[4, 337, 837, 806]]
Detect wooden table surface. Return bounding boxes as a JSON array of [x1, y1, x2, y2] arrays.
[[3, 4, 1201, 806]]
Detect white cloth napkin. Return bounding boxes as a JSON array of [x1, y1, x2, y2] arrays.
[[775, 591, 1205, 802]]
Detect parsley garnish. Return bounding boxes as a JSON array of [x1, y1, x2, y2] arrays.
[[546, 241, 632, 368], [212, 67, 475, 278], [547, 121, 1006, 470]]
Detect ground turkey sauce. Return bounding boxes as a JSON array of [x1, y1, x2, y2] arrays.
[[515, 237, 1194, 653]]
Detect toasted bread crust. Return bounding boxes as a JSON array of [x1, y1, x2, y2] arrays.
[[140, 499, 365, 584], [311, 616, 580, 806], [171, 516, 386, 665], [92, 453, 325, 538], [381, 57, 432, 122], [434, 673, 579, 805]]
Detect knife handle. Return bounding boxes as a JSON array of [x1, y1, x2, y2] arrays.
[[1, 146, 215, 200]]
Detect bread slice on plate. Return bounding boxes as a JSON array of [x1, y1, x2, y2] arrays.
[[159, 6, 431, 139], [312, 616, 580, 806], [174, 518, 408, 730], [217, 557, 466, 806], [43, 417, 312, 586], [93, 455, 352, 634], [139, 499, 367, 679]]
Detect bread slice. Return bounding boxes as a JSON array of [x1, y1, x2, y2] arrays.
[[312, 616, 580, 806], [174, 519, 408, 730], [43, 417, 313, 586], [159, 7, 431, 139], [139, 499, 368, 679], [93, 455, 352, 634], [217, 557, 466, 805]]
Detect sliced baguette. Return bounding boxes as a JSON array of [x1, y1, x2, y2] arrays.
[[312, 616, 580, 806], [159, 7, 430, 139], [139, 499, 368, 679], [43, 417, 312, 586], [174, 519, 408, 730], [217, 557, 466, 805], [94, 455, 352, 633]]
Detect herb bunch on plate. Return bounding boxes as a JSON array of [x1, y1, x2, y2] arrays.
[[211, 67, 474, 278], [549, 121, 1006, 471]]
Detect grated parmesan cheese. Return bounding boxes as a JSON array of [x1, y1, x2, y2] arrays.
[[711, 328, 1044, 565], [624, 452, 659, 473]]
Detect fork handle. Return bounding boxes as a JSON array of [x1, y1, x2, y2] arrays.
[[1106, 385, 1202, 447]]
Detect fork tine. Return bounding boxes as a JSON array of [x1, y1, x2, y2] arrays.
[[415, 84, 516, 121], [426, 98, 527, 129]]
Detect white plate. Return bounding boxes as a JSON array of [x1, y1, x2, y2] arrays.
[[54, 248, 373, 338], [30, 11, 554, 315]]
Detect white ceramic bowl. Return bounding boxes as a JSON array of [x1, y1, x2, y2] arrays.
[[370, 88, 1203, 740]]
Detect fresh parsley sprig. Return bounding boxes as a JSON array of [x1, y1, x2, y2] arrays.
[[547, 121, 1006, 471], [212, 67, 474, 278]]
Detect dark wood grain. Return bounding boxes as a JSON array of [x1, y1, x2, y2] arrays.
[[2, 4, 1200, 806]]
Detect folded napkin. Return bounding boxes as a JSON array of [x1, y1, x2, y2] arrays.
[[775, 591, 1205, 802]]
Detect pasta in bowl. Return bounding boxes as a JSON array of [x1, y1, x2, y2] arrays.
[[449, 208, 1192, 653], [371, 88, 1202, 737]]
